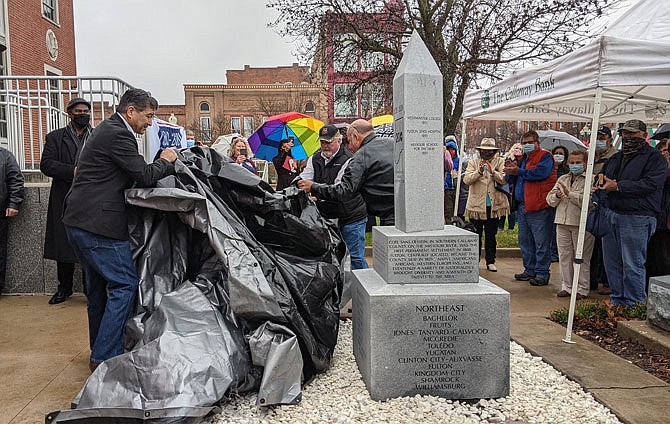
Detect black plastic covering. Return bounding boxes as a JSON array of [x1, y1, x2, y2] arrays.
[[47, 147, 345, 423]]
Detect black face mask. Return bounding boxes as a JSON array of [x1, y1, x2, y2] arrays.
[[480, 150, 496, 160], [72, 114, 90, 128], [621, 137, 645, 155]]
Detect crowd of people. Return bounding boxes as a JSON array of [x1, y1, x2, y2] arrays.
[[2, 95, 670, 373]]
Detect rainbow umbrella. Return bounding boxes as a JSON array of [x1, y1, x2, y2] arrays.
[[248, 112, 323, 161]]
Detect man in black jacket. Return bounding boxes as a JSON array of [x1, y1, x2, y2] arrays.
[[63, 88, 177, 371], [42, 97, 92, 304], [0, 147, 24, 293], [298, 119, 395, 225], [598, 119, 668, 307], [300, 124, 368, 269]]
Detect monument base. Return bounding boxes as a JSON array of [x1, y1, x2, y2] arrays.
[[648, 276, 670, 332], [352, 269, 510, 401]]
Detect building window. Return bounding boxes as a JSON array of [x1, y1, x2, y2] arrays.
[[333, 34, 358, 73], [199, 102, 210, 113], [200, 117, 211, 141], [0, 53, 6, 140], [334, 83, 357, 118], [243, 116, 254, 137], [361, 35, 385, 72], [42, 0, 58, 24], [360, 84, 385, 118], [304, 100, 315, 113], [46, 69, 62, 130], [231, 117, 241, 133]]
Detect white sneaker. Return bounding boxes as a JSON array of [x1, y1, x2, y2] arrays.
[[487, 264, 497, 272]]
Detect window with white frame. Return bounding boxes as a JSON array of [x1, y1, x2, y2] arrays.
[[360, 83, 385, 118], [231, 117, 241, 133], [361, 35, 385, 72], [304, 100, 315, 113], [243, 116, 254, 137], [46, 68, 62, 130], [200, 117, 211, 141], [334, 84, 357, 118], [333, 34, 358, 73], [42, 0, 58, 24]]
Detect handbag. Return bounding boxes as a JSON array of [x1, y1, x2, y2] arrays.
[[585, 191, 613, 237], [494, 181, 510, 195]]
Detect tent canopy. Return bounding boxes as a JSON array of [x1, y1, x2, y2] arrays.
[[462, 0, 670, 123]]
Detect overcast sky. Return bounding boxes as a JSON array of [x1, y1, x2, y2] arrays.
[[73, 0, 639, 105], [73, 0, 297, 104]]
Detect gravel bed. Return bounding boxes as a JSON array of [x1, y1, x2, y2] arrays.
[[208, 320, 621, 424]]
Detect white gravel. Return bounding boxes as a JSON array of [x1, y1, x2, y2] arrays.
[[208, 320, 621, 424]]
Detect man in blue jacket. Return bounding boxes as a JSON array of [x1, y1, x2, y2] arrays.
[[599, 119, 668, 307]]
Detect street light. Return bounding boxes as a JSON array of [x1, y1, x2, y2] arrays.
[[580, 124, 591, 140]]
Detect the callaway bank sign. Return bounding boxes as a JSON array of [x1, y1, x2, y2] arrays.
[[481, 74, 556, 112]]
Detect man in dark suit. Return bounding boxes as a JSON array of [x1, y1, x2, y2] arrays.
[[63, 88, 178, 371], [0, 147, 24, 293], [42, 97, 92, 304]]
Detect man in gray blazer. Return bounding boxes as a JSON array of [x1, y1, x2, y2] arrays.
[[63, 88, 177, 371]]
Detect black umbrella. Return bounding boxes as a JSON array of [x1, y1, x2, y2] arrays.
[[651, 123, 670, 140]]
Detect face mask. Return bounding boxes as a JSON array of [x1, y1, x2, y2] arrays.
[[569, 164, 584, 176], [512, 149, 522, 157], [449, 150, 457, 158], [522, 143, 535, 154], [186, 140, 196, 148], [621, 137, 645, 155], [596, 140, 608, 152], [480, 150, 496, 160], [553, 154, 565, 164], [72, 114, 90, 127]]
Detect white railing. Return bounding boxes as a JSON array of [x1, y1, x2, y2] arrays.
[[0, 76, 135, 171]]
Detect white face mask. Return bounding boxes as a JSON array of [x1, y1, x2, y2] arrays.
[[553, 154, 565, 164]]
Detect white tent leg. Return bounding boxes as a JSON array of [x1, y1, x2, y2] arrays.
[[453, 119, 467, 220], [563, 87, 604, 344]]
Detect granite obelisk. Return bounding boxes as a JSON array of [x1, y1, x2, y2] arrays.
[[352, 31, 510, 401]]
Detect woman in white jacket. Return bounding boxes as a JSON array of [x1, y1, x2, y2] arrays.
[[463, 138, 510, 272], [546, 150, 594, 299]]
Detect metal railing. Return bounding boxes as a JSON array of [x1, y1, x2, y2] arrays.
[[0, 76, 134, 171]]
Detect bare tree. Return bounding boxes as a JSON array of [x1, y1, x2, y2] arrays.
[[256, 89, 316, 116], [187, 113, 231, 143], [268, 0, 619, 134]]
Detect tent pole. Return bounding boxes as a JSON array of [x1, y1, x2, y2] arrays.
[[563, 87, 603, 344], [454, 119, 467, 220]]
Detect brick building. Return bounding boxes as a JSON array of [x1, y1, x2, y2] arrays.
[[0, 0, 78, 167], [179, 64, 327, 142]]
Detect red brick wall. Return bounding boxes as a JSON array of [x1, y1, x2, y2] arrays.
[[226, 63, 310, 85], [7, 0, 77, 76], [156, 104, 186, 126]]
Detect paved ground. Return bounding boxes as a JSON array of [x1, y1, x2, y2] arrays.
[[1, 258, 669, 423]]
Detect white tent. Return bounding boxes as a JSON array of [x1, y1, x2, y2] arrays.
[[458, 0, 670, 343]]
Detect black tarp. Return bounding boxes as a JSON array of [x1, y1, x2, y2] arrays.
[[48, 147, 345, 423]]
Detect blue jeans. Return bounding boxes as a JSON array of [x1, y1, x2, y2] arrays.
[[65, 225, 140, 363], [517, 204, 553, 280], [340, 217, 368, 270], [602, 213, 656, 306]]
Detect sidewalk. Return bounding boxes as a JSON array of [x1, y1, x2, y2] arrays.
[[1, 258, 669, 423]]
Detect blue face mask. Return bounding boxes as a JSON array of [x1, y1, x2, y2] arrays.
[[569, 164, 584, 176], [186, 140, 196, 148], [522, 143, 535, 154], [596, 140, 607, 152]]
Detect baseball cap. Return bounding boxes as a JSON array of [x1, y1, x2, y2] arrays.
[[319, 124, 340, 142], [618, 119, 646, 133], [66, 97, 91, 112], [597, 125, 612, 137]]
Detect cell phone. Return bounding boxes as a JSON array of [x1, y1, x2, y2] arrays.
[[288, 136, 295, 143], [597, 174, 605, 186], [240, 148, 247, 156]]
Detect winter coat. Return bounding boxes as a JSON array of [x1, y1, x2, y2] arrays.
[[0, 147, 24, 211], [462, 156, 510, 220], [40, 127, 86, 262], [546, 173, 591, 227], [311, 133, 394, 223], [444, 140, 459, 190], [600, 144, 668, 217]]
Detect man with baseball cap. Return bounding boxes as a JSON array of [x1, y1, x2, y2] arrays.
[[300, 124, 368, 269], [42, 97, 93, 304], [597, 119, 668, 307]]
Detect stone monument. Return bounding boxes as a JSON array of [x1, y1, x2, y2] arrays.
[[352, 31, 510, 401], [648, 276, 670, 332]]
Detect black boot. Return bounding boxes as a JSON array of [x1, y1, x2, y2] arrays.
[[48, 288, 73, 304]]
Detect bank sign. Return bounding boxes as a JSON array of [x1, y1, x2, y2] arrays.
[[481, 74, 556, 112]]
